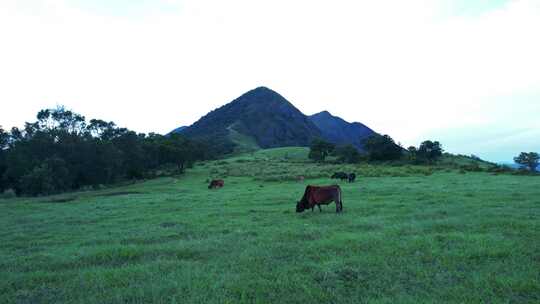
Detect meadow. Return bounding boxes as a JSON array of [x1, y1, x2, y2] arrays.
[[1, 148, 539, 303]]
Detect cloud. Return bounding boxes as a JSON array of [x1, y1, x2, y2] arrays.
[[0, 0, 538, 161]]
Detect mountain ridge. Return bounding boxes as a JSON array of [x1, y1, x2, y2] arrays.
[[308, 110, 376, 151], [172, 87, 377, 153], [179, 87, 321, 153]]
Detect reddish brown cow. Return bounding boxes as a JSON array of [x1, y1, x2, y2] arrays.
[[296, 185, 343, 213], [208, 179, 224, 189]]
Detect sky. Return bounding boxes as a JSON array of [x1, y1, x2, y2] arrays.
[[0, 0, 538, 162]]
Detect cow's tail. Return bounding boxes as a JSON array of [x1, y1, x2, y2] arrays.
[[338, 186, 343, 213]]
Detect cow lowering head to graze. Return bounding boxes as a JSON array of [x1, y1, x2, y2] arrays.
[[296, 185, 343, 213], [331, 172, 348, 181], [348, 173, 356, 183], [208, 179, 224, 189]]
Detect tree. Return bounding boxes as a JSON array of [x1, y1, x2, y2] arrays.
[[19, 157, 71, 196], [0, 126, 8, 191], [514, 152, 539, 171], [362, 134, 402, 161], [407, 146, 418, 162], [417, 140, 443, 163], [1, 106, 211, 196], [334, 144, 361, 163], [308, 138, 335, 162]]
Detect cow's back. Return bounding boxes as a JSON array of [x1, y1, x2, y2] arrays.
[[305, 185, 340, 205]]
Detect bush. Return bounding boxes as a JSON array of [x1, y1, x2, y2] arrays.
[[487, 165, 513, 174], [334, 144, 361, 164], [363, 134, 402, 161], [460, 163, 483, 172], [512, 168, 537, 176], [19, 157, 72, 196], [0, 189, 16, 199]]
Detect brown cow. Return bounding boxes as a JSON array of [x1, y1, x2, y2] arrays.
[[296, 185, 343, 213], [208, 179, 224, 189]]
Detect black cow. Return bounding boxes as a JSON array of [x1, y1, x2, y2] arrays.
[[348, 173, 356, 183], [331, 172, 348, 181]]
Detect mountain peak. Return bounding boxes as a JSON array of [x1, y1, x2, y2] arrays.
[[313, 110, 333, 117], [179, 86, 321, 152], [241, 86, 283, 102], [252, 86, 273, 92]]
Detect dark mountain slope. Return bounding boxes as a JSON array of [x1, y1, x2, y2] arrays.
[[169, 126, 187, 134], [309, 111, 376, 150], [180, 87, 321, 152]]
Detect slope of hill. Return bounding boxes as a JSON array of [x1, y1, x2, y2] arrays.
[[309, 111, 375, 151], [180, 87, 321, 152], [170, 126, 187, 134], [2, 148, 539, 303]]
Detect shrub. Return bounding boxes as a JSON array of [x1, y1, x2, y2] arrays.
[[460, 163, 483, 172], [0, 189, 16, 199], [512, 168, 536, 176], [19, 157, 72, 196], [487, 165, 513, 174], [363, 134, 402, 161]]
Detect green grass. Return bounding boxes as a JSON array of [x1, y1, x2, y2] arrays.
[[227, 124, 261, 153], [1, 147, 539, 303]]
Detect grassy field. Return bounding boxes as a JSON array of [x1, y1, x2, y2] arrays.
[[1, 148, 539, 303]]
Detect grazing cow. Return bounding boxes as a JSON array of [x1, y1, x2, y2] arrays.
[[296, 185, 343, 213], [348, 173, 356, 183], [208, 179, 224, 189], [331, 172, 348, 181]]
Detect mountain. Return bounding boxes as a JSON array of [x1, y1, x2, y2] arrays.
[[179, 87, 321, 153], [309, 111, 375, 151], [170, 126, 187, 134], [173, 86, 379, 154]]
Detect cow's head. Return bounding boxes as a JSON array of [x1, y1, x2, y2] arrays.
[[296, 199, 308, 213]]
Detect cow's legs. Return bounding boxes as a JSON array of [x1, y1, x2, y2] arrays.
[[318, 205, 322, 212], [311, 206, 314, 212], [335, 200, 343, 213]]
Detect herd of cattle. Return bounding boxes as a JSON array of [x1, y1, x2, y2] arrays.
[[207, 171, 356, 214]]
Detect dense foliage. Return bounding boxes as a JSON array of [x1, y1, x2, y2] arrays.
[[308, 138, 335, 162], [408, 140, 444, 164], [514, 152, 539, 171], [362, 134, 403, 161], [333, 144, 361, 163], [0, 107, 209, 196]]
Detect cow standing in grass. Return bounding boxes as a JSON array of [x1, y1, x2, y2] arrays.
[[208, 179, 224, 189], [348, 173, 356, 183], [296, 185, 343, 213], [331, 172, 348, 181]]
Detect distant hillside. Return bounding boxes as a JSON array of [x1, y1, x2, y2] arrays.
[[309, 111, 375, 151], [180, 87, 321, 153]]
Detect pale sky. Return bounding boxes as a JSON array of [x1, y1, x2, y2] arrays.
[[1, 0, 539, 162]]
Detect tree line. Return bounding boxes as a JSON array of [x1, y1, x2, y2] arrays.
[[309, 134, 540, 173], [0, 107, 212, 196], [309, 134, 443, 164]]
